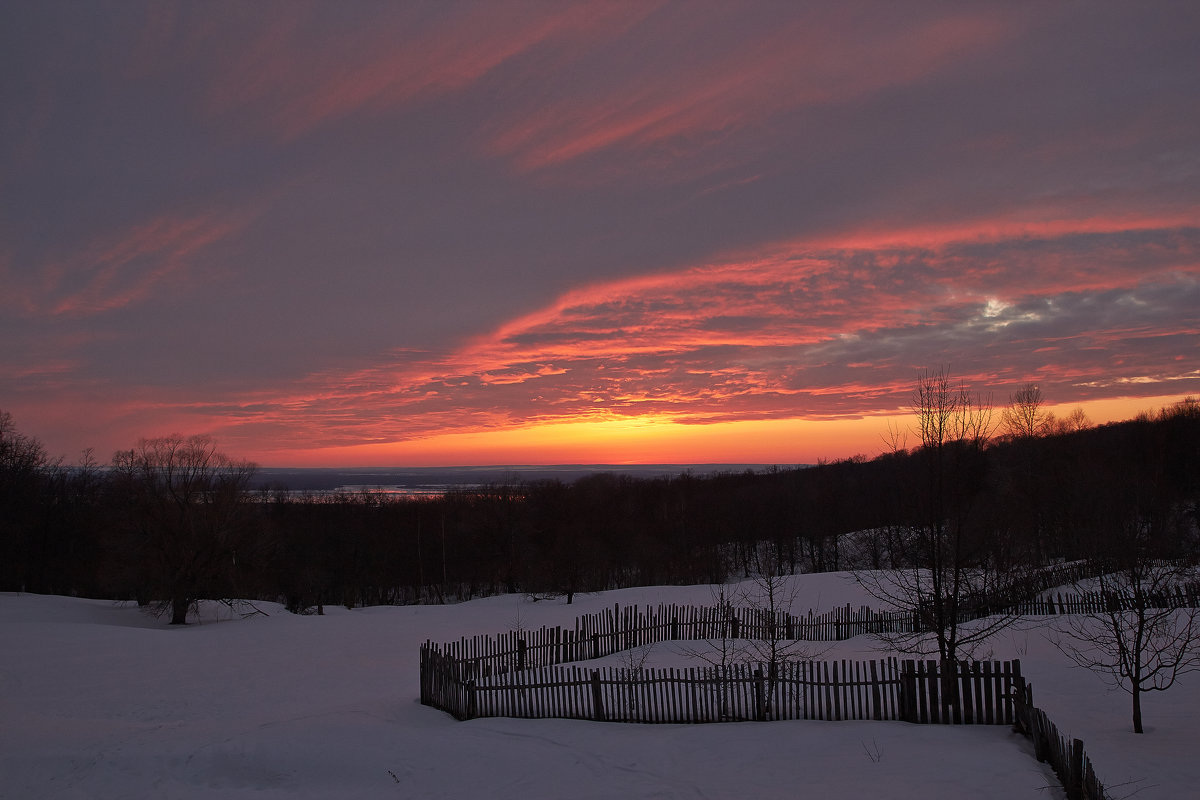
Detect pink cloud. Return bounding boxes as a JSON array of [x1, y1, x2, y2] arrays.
[[197, 216, 1197, 454], [201, 4, 656, 142], [480, 10, 1012, 174], [7, 211, 251, 318], [161, 4, 1013, 178]]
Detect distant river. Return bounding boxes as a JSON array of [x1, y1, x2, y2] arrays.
[[251, 464, 779, 498]]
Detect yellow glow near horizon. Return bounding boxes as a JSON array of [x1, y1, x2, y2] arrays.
[[260, 392, 1195, 467], [271, 415, 887, 467]]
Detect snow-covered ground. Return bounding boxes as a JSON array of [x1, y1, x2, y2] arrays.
[[2, 574, 1195, 799]]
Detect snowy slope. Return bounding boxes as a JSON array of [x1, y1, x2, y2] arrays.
[[2, 575, 1194, 799]]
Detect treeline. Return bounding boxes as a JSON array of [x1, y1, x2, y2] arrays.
[[1, 399, 1198, 618]]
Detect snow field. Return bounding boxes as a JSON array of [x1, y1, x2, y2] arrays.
[[3, 574, 1196, 799]]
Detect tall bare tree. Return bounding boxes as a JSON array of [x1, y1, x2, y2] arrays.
[[857, 368, 1021, 664], [1000, 384, 1055, 561], [111, 435, 256, 624]]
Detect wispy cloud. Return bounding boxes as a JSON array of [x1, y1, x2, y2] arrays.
[[6, 211, 250, 318], [197, 3, 655, 141], [481, 10, 1011, 175], [207, 219, 1199, 451]]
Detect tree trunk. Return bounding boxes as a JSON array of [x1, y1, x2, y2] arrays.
[[1132, 682, 1143, 733], [170, 595, 189, 625]]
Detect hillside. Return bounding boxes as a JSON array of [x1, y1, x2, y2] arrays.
[[4, 575, 1196, 798]]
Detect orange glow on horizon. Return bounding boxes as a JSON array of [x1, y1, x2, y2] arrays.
[[255, 393, 1193, 468], [263, 415, 896, 468]]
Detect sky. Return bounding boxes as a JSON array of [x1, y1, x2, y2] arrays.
[[3, 1, 1199, 467]]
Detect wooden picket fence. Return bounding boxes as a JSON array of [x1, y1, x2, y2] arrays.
[[418, 594, 1125, 799], [1013, 681, 1110, 800], [427, 581, 1200, 687], [423, 651, 1023, 726], [420, 572, 1196, 800], [898, 659, 1021, 725], [419, 580, 1200, 717], [1007, 582, 1200, 617], [429, 601, 916, 684], [468, 659, 907, 724]]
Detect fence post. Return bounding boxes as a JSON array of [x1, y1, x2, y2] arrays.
[[730, 614, 740, 640], [959, 661, 973, 724], [517, 639, 527, 672], [419, 644, 429, 705], [753, 668, 766, 721], [1010, 659, 1025, 732], [591, 670, 606, 722], [937, 659, 959, 724], [869, 659, 882, 720], [465, 678, 477, 720], [1068, 739, 1084, 800], [592, 633, 600, 660], [899, 660, 917, 723]]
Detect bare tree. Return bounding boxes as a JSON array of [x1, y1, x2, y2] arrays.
[[111, 435, 257, 624], [881, 418, 908, 455], [1055, 407, 1092, 434], [738, 550, 830, 718], [617, 641, 656, 716], [0, 410, 50, 474], [0, 410, 55, 592], [679, 584, 746, 668], [1002, 384, 1056, 562], [856, 368, 1022, 664], [1001, 383, 1054, 439], [1053, 558, 1200, 734], [1051, 414, 1200, 735], [740, 548, 828, 664], [678, 583, 747, 720]]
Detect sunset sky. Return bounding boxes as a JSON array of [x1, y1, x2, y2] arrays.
[[3, 2, 1198, 467]]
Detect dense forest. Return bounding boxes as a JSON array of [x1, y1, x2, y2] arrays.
[[2, 387, 1198, 624]]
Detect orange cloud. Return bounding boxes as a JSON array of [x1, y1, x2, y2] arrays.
[[192, 216, 1198, 461], [8, 211, 250, 318]]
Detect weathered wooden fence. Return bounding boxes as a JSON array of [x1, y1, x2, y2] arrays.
[[467, 659, 908, 724], [428, 583, 1200, 689], [425, 654, 1024, 726], [420, 580, 1200, 719], [418, 593, 1126, 798], [1009, 582, 1200, 616], [898, 659, 1021, 725], [1012, 681, 1110, 800], [428, 601, 916, 684], [420, 580, 1200, 715]]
